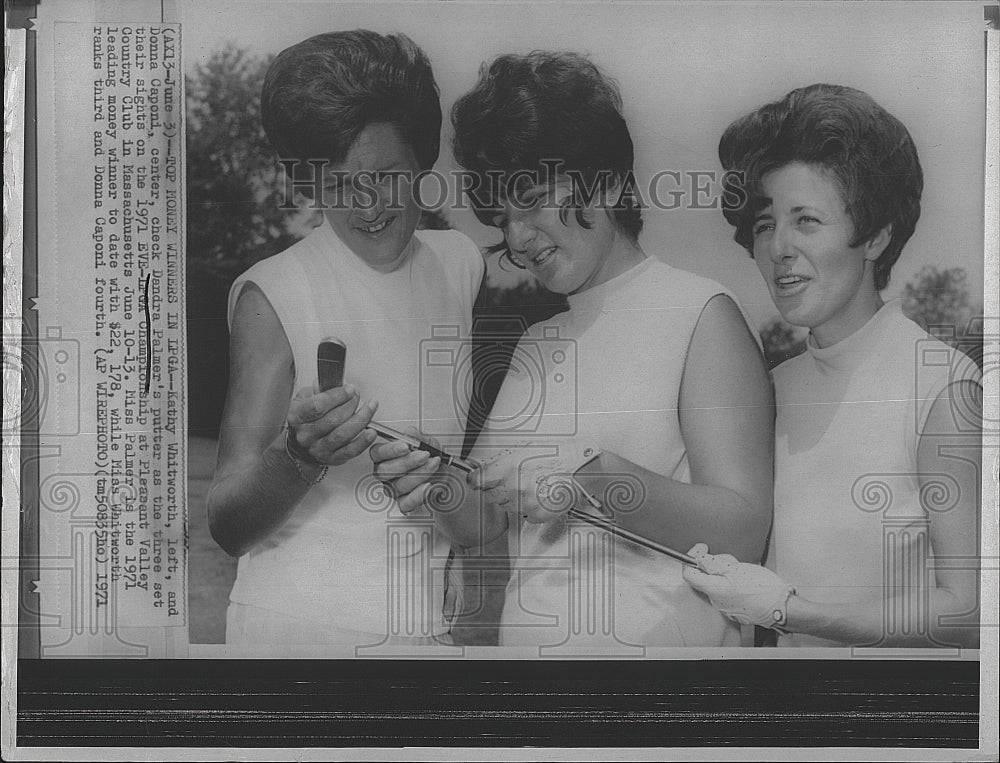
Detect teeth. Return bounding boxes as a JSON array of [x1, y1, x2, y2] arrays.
[[777, 276, 803, 285], [532, 246, 557, 264], [361, 219, 390, 233]]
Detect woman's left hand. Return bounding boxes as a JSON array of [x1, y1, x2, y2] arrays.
[[473, 441, 601, 523], [682, 543, 796, 629]]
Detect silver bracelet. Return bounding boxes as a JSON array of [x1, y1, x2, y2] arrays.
[[284, 426, 328, 486]]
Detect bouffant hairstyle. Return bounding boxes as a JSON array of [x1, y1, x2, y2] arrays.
[[261, 30, 442, 182], [718, 83, 923, 290], [451, 51, 642, 266]]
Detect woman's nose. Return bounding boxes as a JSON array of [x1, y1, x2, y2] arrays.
[[769, 224, 795, 263], [506, 217, 537, 253], [351, 184, 387, 219]]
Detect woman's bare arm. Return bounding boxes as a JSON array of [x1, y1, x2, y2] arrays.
[[208, 284, 376, 556], [783, 380, 982, 647], [576, 294, 775, 562]]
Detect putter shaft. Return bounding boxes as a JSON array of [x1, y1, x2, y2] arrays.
[[367, 421, 477, 474], [566, 484, 696, 566]]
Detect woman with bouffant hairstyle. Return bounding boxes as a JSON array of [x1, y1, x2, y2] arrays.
[[374, 52, 774, 649], [261, 29, 442, 172], [451, 51, 643, 260], [718, 83, 922, 292], [684, 84, 982, 649], [210, 30, 483, 649]]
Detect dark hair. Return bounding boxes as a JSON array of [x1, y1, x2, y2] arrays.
[[718, 83, 922, 290], [261, 30, 442, 183], [451, 51, 642, 267]]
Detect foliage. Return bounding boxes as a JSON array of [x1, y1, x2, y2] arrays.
[[186, 44, 301, 282], [759, 319, 808, 370], [418, 208, 453, 231], [901, 266, 983, 368], [901, 265, 976, 332], [479, 278, 567, 319]]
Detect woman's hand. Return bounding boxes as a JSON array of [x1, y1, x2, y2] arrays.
[[285, 383, 379, 466], [473, 441, 600, 523], [682, 543, 795, 629], [369, 428, 444, 514], [372, 431, 508, 547]]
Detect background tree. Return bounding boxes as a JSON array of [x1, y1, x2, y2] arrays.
[[901, 265, 984, 368], [417, 208, 453, 231], [186, 45, 302, 436], [759, 319, 808, 370], [186, 45, 301, 280]]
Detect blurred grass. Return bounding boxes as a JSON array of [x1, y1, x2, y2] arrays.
[[187, 435, 237, 644]]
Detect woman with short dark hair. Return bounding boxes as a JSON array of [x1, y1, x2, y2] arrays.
[[209, 30, 484, 648], [374, 52, 775, 649], [684, 84, 982, 648], [261, 29, 443, 180]]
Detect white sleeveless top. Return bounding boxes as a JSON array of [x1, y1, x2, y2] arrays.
[[473, 257, 747, 649], [770, 300, 982, 647], [226, 219, 484, 636]]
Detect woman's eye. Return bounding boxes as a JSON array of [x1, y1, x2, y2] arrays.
[[798, 215, 821, 225], [752, 221, 774, 236]]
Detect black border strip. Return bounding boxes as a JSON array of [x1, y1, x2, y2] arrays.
[[17, 659, 979, 748]]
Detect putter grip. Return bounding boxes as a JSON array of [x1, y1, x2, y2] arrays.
[[317, 338, 347, 391]]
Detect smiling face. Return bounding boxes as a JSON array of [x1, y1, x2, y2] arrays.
[[320, 122, 423, 272], [752, 162, 888, 347], [493, 179, 623, 295]]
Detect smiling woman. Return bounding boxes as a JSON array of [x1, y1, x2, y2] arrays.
[[686, 84, 984, 649], [207, 30, 485, 651], [315, 122, 424, 272], [373, 50, 775, 650], [751, 162, 890, 348], [494, 179, 641, 295]]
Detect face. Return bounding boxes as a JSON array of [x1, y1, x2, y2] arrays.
[[493, 179, 617, 295], [320, 122, 423, 272], [752, 162, 886, 346]]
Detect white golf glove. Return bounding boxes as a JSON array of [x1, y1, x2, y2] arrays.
[[682, 543, 795, 632]]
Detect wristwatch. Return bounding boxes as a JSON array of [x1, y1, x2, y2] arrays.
[[770, 586, 796, 635], [284, 424, 328, 485]]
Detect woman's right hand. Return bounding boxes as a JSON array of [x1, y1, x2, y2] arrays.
[[369, 429, 443, 513], [285, 383, 379, 466]]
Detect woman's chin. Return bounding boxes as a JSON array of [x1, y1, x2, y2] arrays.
[[535, 274, 568, 295], [772, 299, 814, 330]]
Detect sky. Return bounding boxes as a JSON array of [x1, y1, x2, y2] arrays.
[[181, 0, 989, 329]]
